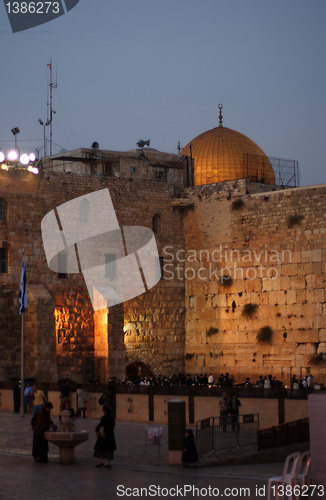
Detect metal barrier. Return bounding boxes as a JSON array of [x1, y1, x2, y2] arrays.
[[257, 418, 309, 449], [196, 414, 259, 456]]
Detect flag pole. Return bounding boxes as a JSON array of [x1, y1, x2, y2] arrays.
[[19, 250, 27, 417], [20, 309, 25, 417]]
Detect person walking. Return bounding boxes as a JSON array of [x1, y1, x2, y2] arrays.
[[32, 402, 57, 463], [94, 404, 116, 468], [76, 384, 87, 418]]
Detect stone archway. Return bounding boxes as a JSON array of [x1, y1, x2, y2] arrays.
[[126, 361, 154, 380]]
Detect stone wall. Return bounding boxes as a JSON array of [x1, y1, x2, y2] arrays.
[[182, 181, 326, 384], [1, 161, 325, 385], [0, 164, 185, 381]]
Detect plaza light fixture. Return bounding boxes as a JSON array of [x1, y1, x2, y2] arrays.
[[0, 149, 39, 174], [7, 150, 18, 161]]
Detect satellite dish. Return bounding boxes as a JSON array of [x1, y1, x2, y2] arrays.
[[91, 142, 99, 150]]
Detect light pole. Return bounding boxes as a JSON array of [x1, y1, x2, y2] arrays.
[[11, 127, 20, 152], [38, 119, 51, 157]]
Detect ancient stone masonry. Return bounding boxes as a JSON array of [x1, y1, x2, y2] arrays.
[[0, 150, 186, 382], [182, 180, 326, 384], [0, 147, 325, 385]]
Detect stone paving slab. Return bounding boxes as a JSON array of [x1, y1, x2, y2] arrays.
[[0, 412, 287, 500]]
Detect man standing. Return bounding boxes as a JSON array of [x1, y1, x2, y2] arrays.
[[218, 392, 230, 432], [76, 384, 87, 418], [24, 382, 34, 413], [33, 385, 46, 416], [13, 381, 21, 413]]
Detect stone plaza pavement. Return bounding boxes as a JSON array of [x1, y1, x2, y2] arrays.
[[0, 411, 286, 500]]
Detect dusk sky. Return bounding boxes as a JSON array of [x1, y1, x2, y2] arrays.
[[0, 0, 325, 187]]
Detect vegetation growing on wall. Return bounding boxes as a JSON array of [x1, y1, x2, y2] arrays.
[[242, 303, 259, 318], [220, 274, 233, 287], [256, 326, 273, 344], [232, 198, 244, 210], [309, 353, 326, 366], [288, 214, 304, 228], [206, 327, 219, 336]]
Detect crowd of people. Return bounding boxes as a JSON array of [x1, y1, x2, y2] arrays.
[[117, 371, 324, 390], [15, 373, 322, 469]]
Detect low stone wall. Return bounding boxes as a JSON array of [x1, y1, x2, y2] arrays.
[[0, 387, 309, 429]]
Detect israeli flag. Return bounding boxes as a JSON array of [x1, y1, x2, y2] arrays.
[[19, 257, 27, 314]]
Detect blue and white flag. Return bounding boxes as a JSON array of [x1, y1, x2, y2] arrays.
[[19, 257, 27, 314]]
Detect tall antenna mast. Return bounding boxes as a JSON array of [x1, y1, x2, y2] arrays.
[[47, 58, 58, 156]]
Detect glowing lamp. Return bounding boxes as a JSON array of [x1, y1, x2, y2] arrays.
[[0, 152, 5, 163], [32, 167, 39, 174], [20, 153, 30, 165], [7, 150, 18, 161], [29, 153, 36, 162], [1, 164, 8, 171], [27, 165, 34, 172]]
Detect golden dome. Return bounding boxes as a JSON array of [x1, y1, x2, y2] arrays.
[[181, 106, 275, 186]]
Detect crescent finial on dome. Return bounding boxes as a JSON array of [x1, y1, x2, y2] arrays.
[[218, 104, 223, 127]]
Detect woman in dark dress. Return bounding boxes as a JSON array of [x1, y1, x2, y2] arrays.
[[181, 429, 198, 468], [94, 404, 116, 467], [32, 402, 57, 463]]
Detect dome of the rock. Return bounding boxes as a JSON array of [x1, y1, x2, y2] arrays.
[[181, 106, 275, 186]]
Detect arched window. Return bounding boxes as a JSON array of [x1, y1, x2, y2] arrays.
[[0, 248, 8, 273], [79, 198, 90, 223], [0, 198, 7, 222], [152, 213, 161, 234]]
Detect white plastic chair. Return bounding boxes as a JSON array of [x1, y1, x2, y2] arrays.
[[267, 452, 300, 500], [291, 451, 311, 499]]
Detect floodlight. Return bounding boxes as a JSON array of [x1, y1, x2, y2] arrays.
[[29, 153, 36, 162], [8, 150, 18, 161], [0, 152, 4, 163], [11, 127, 20, 136], [20, 154, 29, 165], [1, 164, 8, 171]]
